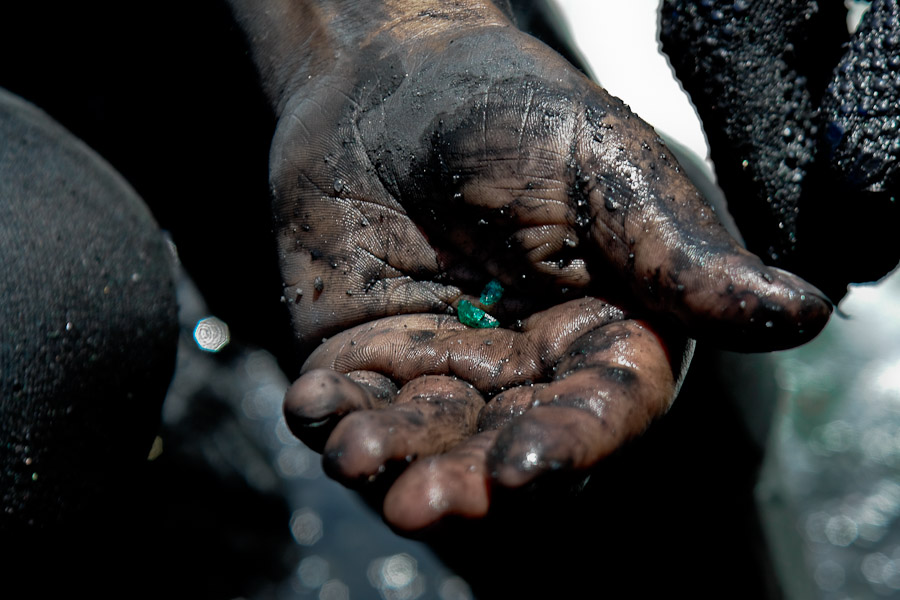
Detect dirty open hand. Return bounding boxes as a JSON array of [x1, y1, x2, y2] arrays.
[[230, 1, 832, 531]]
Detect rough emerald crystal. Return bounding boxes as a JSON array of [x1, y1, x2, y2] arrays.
[[457, 299, 499, 328], [479, 279, 504, 306]]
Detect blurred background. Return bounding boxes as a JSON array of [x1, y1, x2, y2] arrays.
[[564, 2, 900, 598]]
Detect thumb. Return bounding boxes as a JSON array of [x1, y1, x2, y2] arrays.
[[578, 91, 832, 351]]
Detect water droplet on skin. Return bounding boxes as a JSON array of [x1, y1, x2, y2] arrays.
[[333, 179, 344, 194], [314, 277, 324, 292], [739, 300, 748, 309]]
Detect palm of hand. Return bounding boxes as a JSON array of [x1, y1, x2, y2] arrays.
[[271, 26, 830, 531]]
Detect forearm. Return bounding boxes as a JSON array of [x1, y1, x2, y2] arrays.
[[225, 0, 514, 114]]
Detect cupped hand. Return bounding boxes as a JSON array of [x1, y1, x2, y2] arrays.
[[285, 297, 690, 531], [271, 20, 830, 531]]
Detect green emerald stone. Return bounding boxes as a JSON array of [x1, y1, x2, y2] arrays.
[[458, 299, 499, 328], [479, 279, 504, 306]]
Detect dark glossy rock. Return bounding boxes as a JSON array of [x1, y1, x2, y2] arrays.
[[821, 0, 900, 193], [660, 0, 846, 265]]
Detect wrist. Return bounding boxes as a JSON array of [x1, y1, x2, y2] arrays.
[[228, 0, 514, 116]]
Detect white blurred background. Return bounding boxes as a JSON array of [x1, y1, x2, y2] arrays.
[[555, 0, 713, 176]]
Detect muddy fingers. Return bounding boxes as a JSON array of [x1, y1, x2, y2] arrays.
[[322, 375, 485, 487], [383, 431, 498, 532], [485, 319, 678, 488], [283, 298, 687, 531], [284, 369, 397, 452]]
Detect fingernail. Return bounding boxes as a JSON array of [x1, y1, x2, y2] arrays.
[[768, 267, 833, 312]]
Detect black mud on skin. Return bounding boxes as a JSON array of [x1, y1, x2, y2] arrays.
[[320, 376, 483, 489], [283, 369, 387, 452], [271, 23, 830, 356]]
